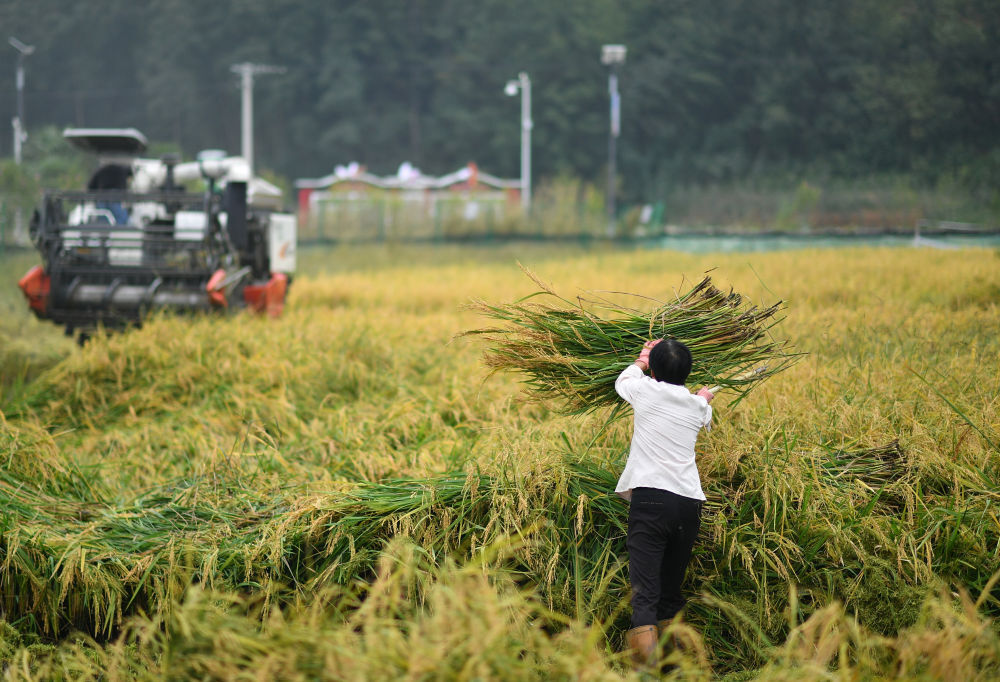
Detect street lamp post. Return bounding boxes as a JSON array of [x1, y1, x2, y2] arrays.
[[601, 44, 626, 236], [504, 72, 532, 213], [9, 36, 35, 165], [230, 62, 285, 176], [9, 36, 34, 245]]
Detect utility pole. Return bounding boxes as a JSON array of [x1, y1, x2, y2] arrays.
[[9, 36, 34, 245], [504, 72, 532, 213], [601, 44, 626, 237], [9, 36, 34, 165], [230, 62, 285, 176]]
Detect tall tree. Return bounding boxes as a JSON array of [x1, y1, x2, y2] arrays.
[[0, 0, 997, 197]]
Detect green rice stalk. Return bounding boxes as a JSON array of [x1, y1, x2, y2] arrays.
[[464, 271, 801, 413]]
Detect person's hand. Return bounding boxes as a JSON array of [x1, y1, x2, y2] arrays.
[[636, 339, 661, 369], [696, 387, 714, 403]]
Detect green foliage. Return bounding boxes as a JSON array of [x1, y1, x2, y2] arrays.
[[0, 126, 89, 240], [775, 182, 822, 231], [1, 0, 998, 210], [20, 127, 89, 190], [0, 160, 39, 215]]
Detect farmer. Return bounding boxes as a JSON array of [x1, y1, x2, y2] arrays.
[[614, 338, 713, 671]]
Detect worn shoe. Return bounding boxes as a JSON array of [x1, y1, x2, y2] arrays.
[[625, 624, 658, 671]]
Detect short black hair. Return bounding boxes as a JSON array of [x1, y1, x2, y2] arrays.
[[649, 339, 692, 385]]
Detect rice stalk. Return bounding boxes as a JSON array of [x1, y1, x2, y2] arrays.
[[464, 271, 801, 413]]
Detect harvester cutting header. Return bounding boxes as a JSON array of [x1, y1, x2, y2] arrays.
[[18, 128, 296, 341]]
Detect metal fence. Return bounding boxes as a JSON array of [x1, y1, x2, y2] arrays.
[[302, 195, 516, 242], [298, 194, 615, 244]]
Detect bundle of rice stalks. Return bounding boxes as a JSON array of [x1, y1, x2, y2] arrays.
[[819, 440, 907, 488], [466, 270, 800, 413]]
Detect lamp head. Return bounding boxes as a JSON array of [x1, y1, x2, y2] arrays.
[[601, 44, 627, 65], [504, 81, 519, 97], [9, 37, 35, 56]]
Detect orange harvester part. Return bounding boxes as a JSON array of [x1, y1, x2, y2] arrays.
[[243, 273, 288, 318], [206, 269, 228, 307], [18, 265, 51, 316]]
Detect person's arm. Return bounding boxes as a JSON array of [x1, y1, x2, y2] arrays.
[[615, 364, 645, 404], [615, 340, 661, 403], [693, 388, 714, 430]]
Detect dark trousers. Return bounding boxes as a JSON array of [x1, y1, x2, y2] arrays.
[[626, 487, 702, 628]]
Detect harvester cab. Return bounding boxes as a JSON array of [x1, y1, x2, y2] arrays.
[[18, 128, 296, 342]]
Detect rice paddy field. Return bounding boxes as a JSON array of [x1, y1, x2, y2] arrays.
[[0, 242, 998, 680]]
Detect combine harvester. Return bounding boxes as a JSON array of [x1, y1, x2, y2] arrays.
[[18, 128, 296, 342]]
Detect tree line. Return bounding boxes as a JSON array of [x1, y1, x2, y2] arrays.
[[0, 0, 997, 206]]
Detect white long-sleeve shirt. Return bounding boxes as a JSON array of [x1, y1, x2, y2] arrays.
[[614, 364, 711, 502]]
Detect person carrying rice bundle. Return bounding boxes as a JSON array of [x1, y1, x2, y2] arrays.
[[614, 338, 714, 672], [468, 272, 798, 671]]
